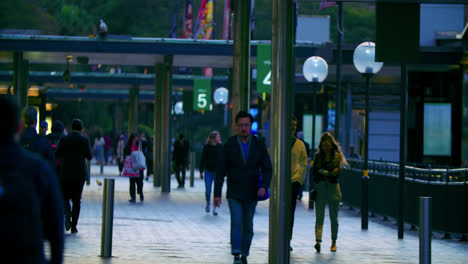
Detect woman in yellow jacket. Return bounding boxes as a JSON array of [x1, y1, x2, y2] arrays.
[[312, 132, 348, 253]]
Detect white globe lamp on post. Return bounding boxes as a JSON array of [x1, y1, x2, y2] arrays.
[[302, 56, 328, 209], [213, 87, 229, 104], [353, 41, 383, 230], [174, 101, 184, 115]]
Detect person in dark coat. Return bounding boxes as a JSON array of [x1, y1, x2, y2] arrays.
[[214, 111, 273, 264], [172, 134, 190, 188], [55, 119, 93, 234], [20, 106, 54, 167], [46, 120, 65, 176], [0, 95, 64, 264]]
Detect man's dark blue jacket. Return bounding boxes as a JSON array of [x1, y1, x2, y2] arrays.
[[215, 135, 272, 202]]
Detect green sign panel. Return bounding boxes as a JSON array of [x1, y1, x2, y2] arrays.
[[256, 44, 271, 93], [193, 78, 211, 110]]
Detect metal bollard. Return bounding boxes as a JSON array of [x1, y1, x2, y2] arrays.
[[100, 178, 115, 258], [190, 152, 195, 187], [419, 197, 431, 264]]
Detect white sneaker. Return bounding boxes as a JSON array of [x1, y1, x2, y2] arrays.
[[213, 206, 218, 215], [205, 204, 210, 213]]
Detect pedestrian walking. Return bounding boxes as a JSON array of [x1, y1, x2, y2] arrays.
[[55, 119, 93, 234], [172, 134, 190, 188], [46, 120, 66, 176], [199, 131, 223, 215], [93, 132, 104, 165], [0, 95, 64, 264], [123, 133, 145, 203], [289, 117, 308, 251], [295, 131, 310, 201], [312, 132, 348, 252], [20, 106, 54, 167], [214, 111, 273, 264], [39, 120, 48, 136]]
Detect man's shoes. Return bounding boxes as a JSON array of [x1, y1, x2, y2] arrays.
[[71, 227, 78, 234], [241, 256, 248, 264], [140, 194, 144, 202], [205, 203, 210, 213], [64, 217, 71, 231], [314, 242, 321, 253], [233, 255, 242, 264], [129, 199, 136, 203], [213, 206, 218, 215], [331, 240, 337, 252]]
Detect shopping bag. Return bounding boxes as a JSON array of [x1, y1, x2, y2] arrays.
[[131, 141, 146, 170], [122, 155, 139, 177]]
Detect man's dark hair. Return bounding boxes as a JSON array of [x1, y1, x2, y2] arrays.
[[235, 111, 254, 124], [71, 119, 83, 131], [22, 106, 37, 127], [179, 134, 184, 140], [0, 95, 19, 139]]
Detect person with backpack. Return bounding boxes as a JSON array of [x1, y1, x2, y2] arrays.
[[20, 106, 54, 167], [55, 119, 93, 234], [0, 95, 64, 264]]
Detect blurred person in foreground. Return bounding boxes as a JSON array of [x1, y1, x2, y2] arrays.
[[199, 131, 223, 215], [312, 132, 348, 253], [55, 119, 93, 234], [214, 111, 272, 264], [0, 95, 64, 264]]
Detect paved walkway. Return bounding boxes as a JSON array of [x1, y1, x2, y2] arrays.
[[52, 164, 467, 264]]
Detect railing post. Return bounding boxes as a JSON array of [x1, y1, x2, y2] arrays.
[[190, 152, 195, 187], [100, 179, 115, 258], [419, 197, 431, 264]]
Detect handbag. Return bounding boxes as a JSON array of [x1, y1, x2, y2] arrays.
[[122, 155, 139, 177], [131, 141, 146, 170], [257, 172, 270, 201]]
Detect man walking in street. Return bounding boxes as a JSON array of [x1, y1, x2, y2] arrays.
[[172, 133, 190, 188], [214, 111, 273, 264], [55, 119, 93, 233], [0, 95, 64, 264], [289, 117, 308, 251]]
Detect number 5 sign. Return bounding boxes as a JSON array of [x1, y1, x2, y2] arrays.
[[193, 78, 212, 110]]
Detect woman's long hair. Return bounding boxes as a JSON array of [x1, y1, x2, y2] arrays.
[[206, 131, 220, 145], [125, 133, 138, 150], [316, 132, 348, 167]]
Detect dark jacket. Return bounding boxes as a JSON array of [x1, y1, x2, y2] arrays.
[[199, 143, 223, 173], [312, 151, 341, 184], [214, 135, 272, 201], [172, 139, 190, 163], [55, 131, 93, 182], [20, 126, 54, 167], [0, 142, 64, 264]]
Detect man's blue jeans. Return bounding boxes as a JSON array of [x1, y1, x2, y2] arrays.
[[228, 198, 257, 256], [204, 171, 215, 202]]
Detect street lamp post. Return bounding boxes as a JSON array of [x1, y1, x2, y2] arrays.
[[214, 87, 229, 127], [353, 42, 383, 230], [303, 56, 328, 209]]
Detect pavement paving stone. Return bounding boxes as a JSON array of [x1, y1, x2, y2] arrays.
[[47, 164, 467, 264]]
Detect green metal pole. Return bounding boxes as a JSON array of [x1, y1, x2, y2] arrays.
[[270, 0, 294, 263], [398, 64, 408, 239], [154, 63, 164, 187], [231, 0, 251, 129], [160, 55, 173, 193], [335, 2, 344, 143], [128, 86, 139, 134]]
